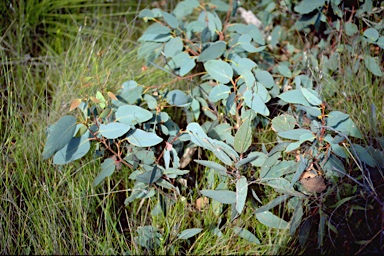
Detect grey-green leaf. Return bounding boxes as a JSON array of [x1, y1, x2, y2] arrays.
[[208, 84, 231, 102], [99, 123, 130, 139], [197, 41, 226, 62], [178, 228, 203, 240], [42, 115, 77, 160], [234, 117, 252, 153], [364, 55, 383, 77], [53, 129, 91, 165], [200, 189, 236, 204], [115, 105, 153, 125], [294, 0, 325, 14], [255, 210, 289, 229], [204, 59, 233, 84], [234, 227, 260, 244], [93, 158, 116, 187], [126, 129, 163, 147], [236, 176, 248, 214]]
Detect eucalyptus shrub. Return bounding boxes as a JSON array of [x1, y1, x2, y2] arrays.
[[42, 0, 383, 251]]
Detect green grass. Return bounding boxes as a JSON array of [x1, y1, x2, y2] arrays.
[[1, 0, 383, 254]]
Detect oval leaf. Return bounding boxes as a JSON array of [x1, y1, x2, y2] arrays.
[[115, 105, 153, 125], [236, 176, 248, 214], [126, 129, 163, 147], [204, 59, 233, 84], [234, 117, 252, 153], [42, 115, 77, 160], [99, 123, 131, 139], [197, 41, 226, 62]]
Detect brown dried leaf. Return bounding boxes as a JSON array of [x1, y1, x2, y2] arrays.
[[195, 197, 209, 211], [107, 91, 118, 101], [70, 98, 82, 111], [300, 171, 326, 193]]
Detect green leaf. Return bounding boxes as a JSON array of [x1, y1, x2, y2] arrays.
[[243, 92, 270, 116], [42, 115, 77, 160], [164, 37, 183, 58], [255, 70, 274, 89], [294, 0, 325, 14], [278, 89, 310, 106], [232, 58, 257, 74], [138, 23, 172, 43], [194, 160, 227, 176], [331, 117, 363, 139], [353, 144, 376, 167], [327, 111, 350, 127], [93, 158, 116, 187], [234, 117, 252, 153], [115, 105, 153, 126], [126, 129, 163, 147], [161, 11, 179, 28], [255, 211, 289, 229], [204, 59, 233, 84], [99, 123, 130, 139], [179, 56, 196, 76], [364, 55, 383, 77], [344, 22, 358, 36], [376, 36, 384, 49], [167, 89, 191, 107], [301, 87, 322, 106], [255, 194, 290, 214], [233, 227, 260, 244], [241, 69, 256, 88], [238, 34, 265, 53], [271, 114, 296, 132], [290, 200, 304, 236], [277, 64, 292, 78], [236, 176, 248, 214], [53, 129, 91, 165], [138, 9, 155, 20], [200, 189, 236, 204], [208, 84, 231, 102], [173, 0, 199, 19], [136, 165, 163, 184], [363, 28, 379, 43], [178, 228, 203, 240], [144, 94, 158, 110], [278, 129, 313, 140], [197, 41, 226, 62]]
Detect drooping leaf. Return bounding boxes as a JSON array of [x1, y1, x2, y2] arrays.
[[352, 144, 376, 167], [290, 199, 304, 236], [204, 59, 233, 84], [179, 55, 196, 76], [233, 227, 260, 244], [126, 129, 163, 147], [99, 123, 131, 139], [327, 111, 350, 127], [301, 87, 322, 106], [234, 117, 252, 153], [200, 189, 236, 204], [115, 105, 153, 126], [194, 160, 227, 176], [236, 176, 248, 214], [42, 115, 77, 160], [255, 194, 290, 214], [255, 211, 289, 229], [93, 158, 116, 187], [53, 129, 91, 165], [331, 117, 363, 139], [177, 228, 203, 240]]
